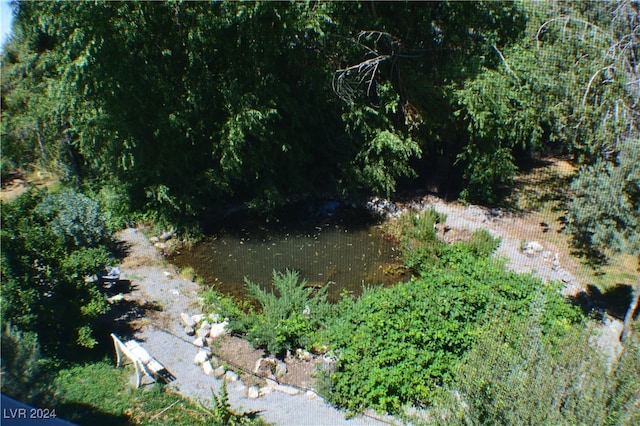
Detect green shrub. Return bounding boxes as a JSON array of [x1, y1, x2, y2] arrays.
[[397, 209, 448, 270], [426, 312, 640, 426], [244, 270, 331, 355], [1, 189, 113, 354], [0, 325, 58, 407], [460, 228, 501, 257], [196, 383, 264, 425], [36, 188, 109, 249], [321, 248, 582, 415]]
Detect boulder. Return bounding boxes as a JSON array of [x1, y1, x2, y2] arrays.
[[196, 328, 210, 339], [199, 320, 211, 330], [209, 355, 220, 367], [209, 320, 229, 338], [275, 360, 287, 378], [184, 326, 195, 336], [194, 350, 210, 365], [247, 386, 260, 399], [213, 366, 226, 379], [295, 349, 312, 361], [193, 337, 205, 347], [159, 230, 174, 241], [224, 371, 239, 382], [274, 384, 300, 396], [259, 386, 273, 397], [180, 313, 196, 328], [202, 360, 215, 375], [191, 314, 206, 323], [525, 241, 544, 253], [254, 358, 276, 377]]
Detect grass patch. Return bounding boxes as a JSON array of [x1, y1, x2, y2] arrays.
[[54, 360, 264, 425], [179, 266, 197, 282]]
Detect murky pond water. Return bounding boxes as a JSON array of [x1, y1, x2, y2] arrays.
[[169, 205, 406, 301]]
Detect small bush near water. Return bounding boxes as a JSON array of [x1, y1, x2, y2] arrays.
[[244, 270, 331, 356]]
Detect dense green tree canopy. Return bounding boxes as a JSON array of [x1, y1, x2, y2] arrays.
[[1, 0, 637, 256]]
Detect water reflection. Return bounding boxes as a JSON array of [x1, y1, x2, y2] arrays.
[[170, 206, 406, 301]]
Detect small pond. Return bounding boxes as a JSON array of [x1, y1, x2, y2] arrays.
[[169, 203, 407, 301]]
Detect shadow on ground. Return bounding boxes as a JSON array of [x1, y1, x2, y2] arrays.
[[568, 283, 637, 320], [57, 402, 131, 426]]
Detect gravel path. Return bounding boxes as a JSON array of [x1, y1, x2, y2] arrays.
[[114, 227, 389, 426], [406, 196, 584, 295]]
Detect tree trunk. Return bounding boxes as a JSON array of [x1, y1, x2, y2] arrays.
[[620, 277, 640, 342]]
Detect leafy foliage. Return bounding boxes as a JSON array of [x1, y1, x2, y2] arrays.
[[1, 189, 112, 353], [428, 314, 640, 426], [0, 324, 58, 407], [568, 138, 640, 258], [196, 383, 263, 426], [244, 270, 331, 355], [321, 213, 581, 414]]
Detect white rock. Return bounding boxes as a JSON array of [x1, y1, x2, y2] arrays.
[[199, 320, 211, 330], [247, 386, 260, 399], [213, 366, 226, 378], [275, 360, 287, 378], [259, 386, 273, 397], [149, 236, 160, 243], [224, 371, 239, 382], [526, 241, 544, 252], [163, 270, 172, 277], [191, 314, 206, 323], [194, 350, 210, 365], [196, 328, 210, 339], [202, 360, 214, 375], [185, 326, 195, 336], [180, 313, 197, 328], [295, 349, 312, 361], [209, 313, 220, 322], [209, 321, 228, 338], [159, 230, 174, 241], [306, 390, 318, 399], [275, 384, 300, 395], [193, 337, 205, 347], [254, 358, 276, 376]]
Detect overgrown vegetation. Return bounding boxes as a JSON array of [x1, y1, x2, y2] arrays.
[[317, 211, 581, 414], [2, 0, 638, 422], [1, 188, 113, 353], [426, 317, 640, 425]]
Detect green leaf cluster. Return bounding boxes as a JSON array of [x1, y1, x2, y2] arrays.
[[320, 212, 581, 414], [1, 189, 113, 354], [0, 324, 58, 407], [428, 314, 640, 426], [243, 270, 331, 356]]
